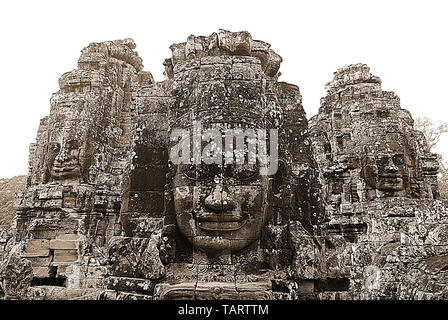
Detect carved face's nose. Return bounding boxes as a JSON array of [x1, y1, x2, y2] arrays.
[[55, 145, 68, 163], [204, 184, 235, 212], [54, 141, 78, 164], [385, 157, 398, 173]]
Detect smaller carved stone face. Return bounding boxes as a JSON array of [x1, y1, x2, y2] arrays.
[[45, 127, 92, 183], [172, 163, 268, 255], [361, 140, 412, 195]]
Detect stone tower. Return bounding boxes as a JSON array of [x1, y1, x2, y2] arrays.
[[7, 39, 147, 299], [310, 64, 448, 299], [109, 30, 323, 300]]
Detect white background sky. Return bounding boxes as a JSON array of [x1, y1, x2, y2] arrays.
[[0, 0, 447, 178]]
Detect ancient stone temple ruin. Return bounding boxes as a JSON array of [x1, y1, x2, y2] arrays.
[[309, 64, 448, 299], [0, 31, 447, 300]]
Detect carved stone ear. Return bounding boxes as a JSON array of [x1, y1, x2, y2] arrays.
[[80, 143, 94, 183], [272, 160, 286, 183], [43, 166, 51, 184], [360, 158, 377, 189], [268, 160, 287, 206]]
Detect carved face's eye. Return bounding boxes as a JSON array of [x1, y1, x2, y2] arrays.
[[393, 154, 404, 166], [66, 140, 79, 150], [230, 164, 259, 182], [376, 156, 389, 167], [181, 164, 219, 181], [50, 143, 60, 153], [181, 164, 198, 180]]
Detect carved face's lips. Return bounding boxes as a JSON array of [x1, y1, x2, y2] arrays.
[[379, 174, 402, 181], [378, 174, 404, 190], [196, 211, 247, 231], [52, 165, 79, 172], [51, 163, 81, 179]]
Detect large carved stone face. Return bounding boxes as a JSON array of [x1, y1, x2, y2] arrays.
[[45, 126, 92, 184], [172, 163, 268, 255], [361, 140, 412, 195]]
